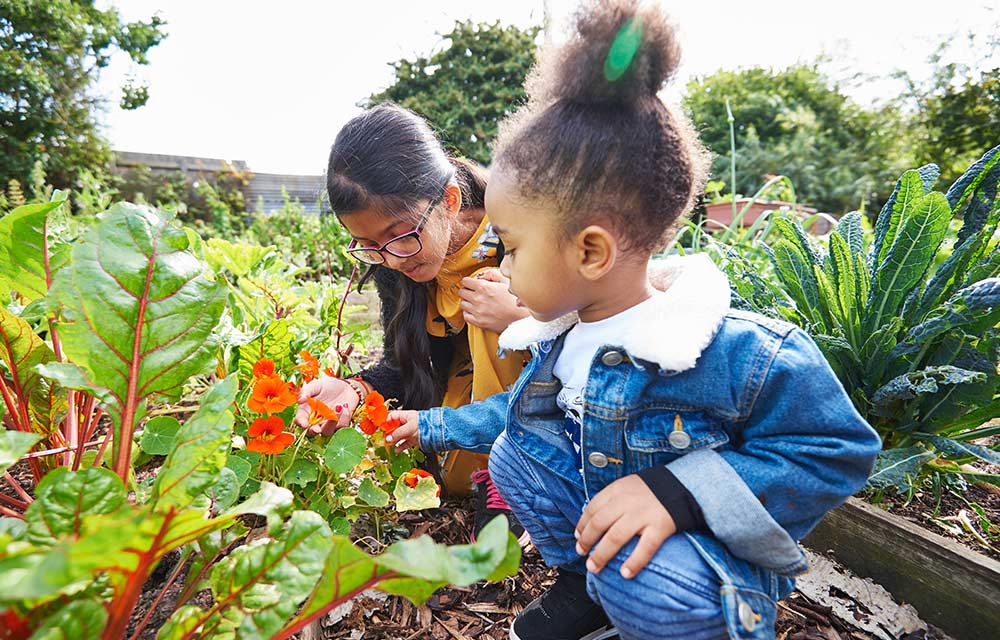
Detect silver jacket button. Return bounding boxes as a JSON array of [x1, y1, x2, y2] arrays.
[[588, 452, 609, 468], [601, 351, 624, 366], [738, 599, 757, 632], [668, 430, 692, 449]]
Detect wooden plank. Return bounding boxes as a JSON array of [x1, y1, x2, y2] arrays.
[[803, 497, 1000, 640]]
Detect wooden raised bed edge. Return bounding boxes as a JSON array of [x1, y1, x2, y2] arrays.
[[803, 496, 1000, 640]]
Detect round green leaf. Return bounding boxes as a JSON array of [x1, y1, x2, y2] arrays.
[[284, 459, 319, 488], [324, 429, 366, 474], [393, 474, 441, 512], [226, 454, 253, 487], [357, 477, 390, 507], [211, 467, 240, 511], [139, 415, 180, 455]]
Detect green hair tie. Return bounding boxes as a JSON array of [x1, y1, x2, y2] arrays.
[[603, 16, 644, 82]]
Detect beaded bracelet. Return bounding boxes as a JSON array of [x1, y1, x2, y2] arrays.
[[344, 378, 368, 406]]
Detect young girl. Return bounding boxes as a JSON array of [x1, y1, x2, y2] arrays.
[[387, 2, 882, 638]]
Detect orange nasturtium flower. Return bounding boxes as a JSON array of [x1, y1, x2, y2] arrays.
[[380, 417, 401, 435], [403, 468, 440, 496], [296, 350, 320, 383], [358, 390, 389, 435], [252, 357, 276, 380], [248, 376, 298, 414], [306, 397, 341, 426], [246, 416, 295, 454], [364, 391, 388, 423]]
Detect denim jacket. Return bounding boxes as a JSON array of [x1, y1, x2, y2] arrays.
[[418, 254, 882, 575]]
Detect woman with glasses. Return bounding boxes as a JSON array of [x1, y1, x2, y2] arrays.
[[294, 103, 531, 543]]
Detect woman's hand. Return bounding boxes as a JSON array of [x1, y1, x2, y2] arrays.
[[459, 268, 530, 334], [295, 377, 360, 436], [384, 410, 421, 451]]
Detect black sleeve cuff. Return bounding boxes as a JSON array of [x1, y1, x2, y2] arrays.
[[637, 466, 706, 532]]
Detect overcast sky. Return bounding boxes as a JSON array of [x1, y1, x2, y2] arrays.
[[95, 1, 998, 175]]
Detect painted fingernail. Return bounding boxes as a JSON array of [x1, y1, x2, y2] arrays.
[[385, 436, 393, 442]]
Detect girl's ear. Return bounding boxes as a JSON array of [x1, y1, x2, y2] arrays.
[[443, 182, 463, 217], [573, 225, 618, 281]]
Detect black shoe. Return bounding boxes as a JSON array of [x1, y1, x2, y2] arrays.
[[471, 469, 531, 547], [510, 569, 618, 640]]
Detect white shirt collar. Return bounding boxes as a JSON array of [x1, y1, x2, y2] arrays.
[[498, 253, 731, 373]]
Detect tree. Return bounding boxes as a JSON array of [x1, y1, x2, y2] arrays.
[[682, 65, 910, 214], [895, 26, 1000, 186], [0, 0, 166, 190], [366, 20, 540, 165]]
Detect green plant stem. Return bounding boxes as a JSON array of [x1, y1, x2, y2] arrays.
[[279, 433, 310, 485], [726, 98, 737, 224]]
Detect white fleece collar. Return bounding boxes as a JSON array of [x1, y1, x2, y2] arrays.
[[498, 253, 731, 373]]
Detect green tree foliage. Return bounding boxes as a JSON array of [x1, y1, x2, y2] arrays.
[[897, 27, 1000, 186], [366, 20, 540, 165], [0, 0, 167, 189], [682, 65, 911, 215]]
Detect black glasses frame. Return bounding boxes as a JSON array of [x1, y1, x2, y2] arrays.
[[345, 193, 443, 265]]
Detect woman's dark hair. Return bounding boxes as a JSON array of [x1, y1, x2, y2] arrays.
[[326, 103, 487, 409], [493, 0, 709, 254]]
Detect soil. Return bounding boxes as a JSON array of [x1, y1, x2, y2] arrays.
[[866, 479, 1000, 562], [121, 495, 949, 640], [2, 431, 987, 638]]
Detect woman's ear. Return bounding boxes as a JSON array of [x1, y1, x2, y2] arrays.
[[443, 182, 462, 216], [573, 225, 618, 281]]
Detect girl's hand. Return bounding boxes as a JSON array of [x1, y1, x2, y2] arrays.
[[574, 474, 677, 579], [295, 377, 359, 436], [459, 268, 530, 334], [384, 410, 420, 451]]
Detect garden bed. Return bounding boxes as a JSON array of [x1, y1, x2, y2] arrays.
[[804, 496, 1000, 640]]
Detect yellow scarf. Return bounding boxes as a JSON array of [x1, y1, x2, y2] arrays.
[[426, 213, 527, 409]]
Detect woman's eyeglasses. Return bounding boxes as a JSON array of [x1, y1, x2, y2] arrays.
[[345, 194, 442, 265]]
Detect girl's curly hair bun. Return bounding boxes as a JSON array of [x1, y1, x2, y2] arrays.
[[535, 0, 681, 105]]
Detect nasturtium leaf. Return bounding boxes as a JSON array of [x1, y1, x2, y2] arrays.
[[284, 459, 319, 488], [139, 415, 180, 456], [393, 474, 441, 512], [152, 376, 238, 511], [389, 452, 416, 477], [226, 453, 253, 487], [357, 477, 390, 507], [374, 462, 393, 484], [0, 431, 42, 475], [324, 428, 366, 474], [211, 466, 241, 511], [328, 516, 350, 536]]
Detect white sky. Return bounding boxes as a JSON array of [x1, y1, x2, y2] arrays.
[[96, 1, 998, 175]]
